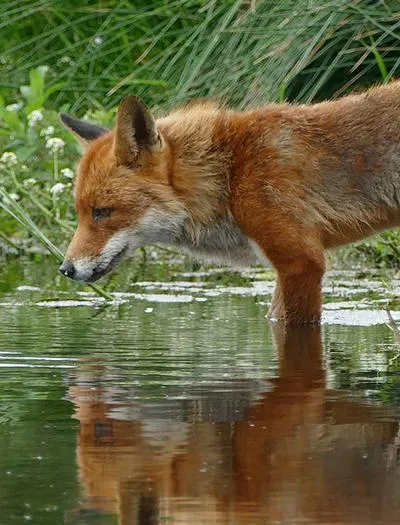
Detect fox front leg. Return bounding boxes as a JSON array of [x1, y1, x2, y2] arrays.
[[275, 255, 325, 325], [231, 190, 325, 324], [267, 278, 285, 321], [257, 233, 325, 324]]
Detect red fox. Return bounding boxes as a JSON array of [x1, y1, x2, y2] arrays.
[[60, 83, 400, 324]]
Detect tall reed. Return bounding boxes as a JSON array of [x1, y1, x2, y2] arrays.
[[1, 1, 399, 113]]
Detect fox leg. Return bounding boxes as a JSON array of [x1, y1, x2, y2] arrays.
[[267, 278, 285, 321], [231, 189, 325, 323], [274, 255, 325, 325], [257, 234, 325, 324]]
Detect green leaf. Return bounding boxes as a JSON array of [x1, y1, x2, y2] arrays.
[[0, 108, 23, 134], [44, 81, 67, 102], [29, 68, 45, 102], [25, 99, 45, 114], [16, 146, 37, 162]]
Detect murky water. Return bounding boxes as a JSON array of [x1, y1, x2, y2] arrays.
[[1, 257, 400, 524]]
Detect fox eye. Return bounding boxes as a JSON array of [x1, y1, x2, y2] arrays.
[[92, 207, 113, 221]]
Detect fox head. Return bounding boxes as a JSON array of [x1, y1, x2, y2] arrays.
[[59, 97, 187, 283]]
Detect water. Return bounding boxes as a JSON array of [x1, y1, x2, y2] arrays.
[[1, 257, 400, 524]]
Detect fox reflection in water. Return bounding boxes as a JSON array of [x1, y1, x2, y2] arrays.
[[69, 327, 400, 525]]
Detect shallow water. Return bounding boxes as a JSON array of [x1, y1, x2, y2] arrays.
[[1, 257, 400, 524]]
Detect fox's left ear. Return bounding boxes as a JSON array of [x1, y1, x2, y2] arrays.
[[59, 113, 109, 146], [114, 96, 162, 164]]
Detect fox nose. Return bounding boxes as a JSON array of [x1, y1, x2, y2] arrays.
[[59, 260, 75, 279]]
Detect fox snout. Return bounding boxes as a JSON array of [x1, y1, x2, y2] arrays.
[[59, 230, 131, 283], [58, 251, 126, 283], [58, 257, 103, 283], [59, 260, 76, 279], [59, 248, 128, 283]]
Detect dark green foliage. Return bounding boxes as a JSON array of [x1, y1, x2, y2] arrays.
[[1, 0, 400, 113]]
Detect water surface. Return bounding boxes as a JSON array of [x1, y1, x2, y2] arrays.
[[1, 258, 400, 524]]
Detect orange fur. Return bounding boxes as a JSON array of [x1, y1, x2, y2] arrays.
[[61, 83, 400, 324]]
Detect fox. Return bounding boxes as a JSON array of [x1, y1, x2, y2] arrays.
[[59, 82, 400, 325]]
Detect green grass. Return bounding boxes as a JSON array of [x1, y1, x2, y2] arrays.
[[1, 0, 400, 269], [2, 0, 400, 113]]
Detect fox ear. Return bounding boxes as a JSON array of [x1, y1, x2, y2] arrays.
[[114, 96, 162, 164], [59, 113, 109, 145]]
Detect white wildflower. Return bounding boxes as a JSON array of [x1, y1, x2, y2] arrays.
[[6, 102, 23, 112], [45, 137, 65, 153], [94, 36, 103, 45], [38, 65, 50, 76], [49, 182, 66, 196], [40, 125, 55, 138], [58, 56, 75, 66], [0, 152, 18, 168], [9, 192, 19, 201], [61, 168, 74, 179], [28, 109, 43, 127], [23, 178, 37, 187]]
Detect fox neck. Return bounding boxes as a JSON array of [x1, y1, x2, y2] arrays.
[[155, 109, 258, 266], [158, 107, 229, 223]]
